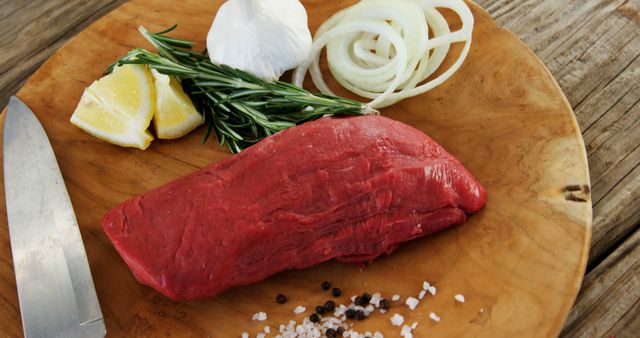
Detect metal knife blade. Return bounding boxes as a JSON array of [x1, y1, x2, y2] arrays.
[[3, 96, 105, 338]]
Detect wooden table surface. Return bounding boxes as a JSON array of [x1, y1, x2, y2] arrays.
[[0, 1, 638, 337]]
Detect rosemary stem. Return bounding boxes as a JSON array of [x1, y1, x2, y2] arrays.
[[111, 25, 370, 153]]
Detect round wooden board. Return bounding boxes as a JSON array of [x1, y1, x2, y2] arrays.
[[0, 0, 592, 337]]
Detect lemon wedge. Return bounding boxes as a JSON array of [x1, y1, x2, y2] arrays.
[[151, 69, 203, 139], [70, 64, 155, 149]]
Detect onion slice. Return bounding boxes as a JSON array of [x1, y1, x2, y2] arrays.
[[292, 0, 474, 109]]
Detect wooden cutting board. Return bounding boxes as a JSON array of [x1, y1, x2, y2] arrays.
[[0, 0, 592, 337]]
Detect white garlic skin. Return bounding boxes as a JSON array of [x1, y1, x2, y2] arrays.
[[206, 0, 312, 81]]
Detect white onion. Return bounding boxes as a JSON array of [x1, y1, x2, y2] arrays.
[[292, 0, 474, 109]]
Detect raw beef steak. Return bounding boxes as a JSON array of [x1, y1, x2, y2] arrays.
[[102, 115, 487, 300]]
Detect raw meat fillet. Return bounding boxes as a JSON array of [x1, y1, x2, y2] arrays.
[[102, 116, 487, 300]]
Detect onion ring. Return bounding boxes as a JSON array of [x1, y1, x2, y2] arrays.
[[292, 0, 474, 109]]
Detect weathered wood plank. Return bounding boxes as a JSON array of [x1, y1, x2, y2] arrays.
[[0, 0, 126, 110], [0, 2, 126, 335], [480, 0, 640, 266], [580, 56, 640, 204], [560, 227, 640, 337], [0, 0, 638, 336], [2, 1, 636, 269], [604, 297, 640, 338], [590, 163, 640, 269], [0, 1, 589, 336], [477, 0, 640, 336]]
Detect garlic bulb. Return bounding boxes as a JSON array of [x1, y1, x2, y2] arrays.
[[206, 0, 312, 81]]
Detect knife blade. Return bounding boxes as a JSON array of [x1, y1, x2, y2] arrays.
[[3, 96, 105, 338]]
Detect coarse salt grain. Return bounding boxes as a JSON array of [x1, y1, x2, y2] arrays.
[[390, 313, 405, 326], [365, 304, 375, 314], [274, 312, 360, 338], [241, 333, 249, 338], [405, 297, 419, 310], [324, 317, 341, 324], [288, 320, 295, 327], [252, 312, 267, 321], [371, 292, 382, 306], [401, 325, 413, 338], [265, 278, 460, 337]]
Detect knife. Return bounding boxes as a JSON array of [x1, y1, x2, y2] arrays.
[[3, 96, 105, 338]]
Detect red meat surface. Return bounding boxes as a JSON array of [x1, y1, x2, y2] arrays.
[[102, 116, 487, 300]]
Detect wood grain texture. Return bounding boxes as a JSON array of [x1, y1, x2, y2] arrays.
[[476, 0, 640, 279], [0, 0, 126, 110], [0, 0, 592, 337], [0, 3, 124, 336], [0, 114, 19, 338], [2, 0, 639, 337], [474, 1, 640, 336], [561, 227, 640, 338], [480, 0, 640, 266]]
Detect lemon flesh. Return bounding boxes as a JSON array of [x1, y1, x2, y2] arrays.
[[70, 64, 155, 150], [151, 69, 203, 139]]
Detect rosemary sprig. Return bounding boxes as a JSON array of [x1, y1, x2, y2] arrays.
[[109, 25, 374, 153]]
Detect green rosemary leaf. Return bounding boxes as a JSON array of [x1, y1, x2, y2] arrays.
[[153, 24, 179, 35], [110, 25, 371, 153], [202, 116, 214, 145]]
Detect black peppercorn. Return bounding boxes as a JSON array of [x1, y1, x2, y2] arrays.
[[276, 294, 287, 304], [355, 309, 366, 320], [325, 328, 337, 338], [310, 313, 321, 323], [331, 287, 342, 297], [361, 292, 371, 304], [324, 300, 336, 312], [336, 327, 345, 335], [345, 309, 356, 319], [354, 296, 363, 306], [379, 298, 390, 310], [321, 281, 331, 290], [315, 305, 325, 315]]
